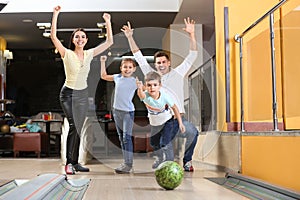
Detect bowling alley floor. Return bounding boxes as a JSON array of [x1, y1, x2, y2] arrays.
[[0, 157, 249, 200]]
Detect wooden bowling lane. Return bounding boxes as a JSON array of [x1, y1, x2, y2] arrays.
[[0, 158, 249, 200]]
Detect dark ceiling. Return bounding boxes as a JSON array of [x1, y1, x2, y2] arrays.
[[0, 0, 215, 52], [0, 12, 178, 50], [0, 0, 215, 116]]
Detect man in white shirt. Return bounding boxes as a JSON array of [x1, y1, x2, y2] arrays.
[[122, 17, 198, 171]]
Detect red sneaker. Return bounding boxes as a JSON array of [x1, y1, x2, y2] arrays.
[[183, 161, 194, 172], [65, 164, 75, 175]]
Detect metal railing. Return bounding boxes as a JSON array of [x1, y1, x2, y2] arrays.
[[186, 56, 216, 132], [234, 0, 288, 132]]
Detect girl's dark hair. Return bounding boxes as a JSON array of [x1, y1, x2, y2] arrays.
[[154, 51, 170, 62], [68, 28, 88, 50]]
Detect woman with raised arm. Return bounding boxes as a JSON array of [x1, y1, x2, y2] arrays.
[[51, 5, 113, 175]]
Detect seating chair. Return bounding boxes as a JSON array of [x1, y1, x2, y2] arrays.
[[13, 133, 41, 158], [32, 112, 63, 156]]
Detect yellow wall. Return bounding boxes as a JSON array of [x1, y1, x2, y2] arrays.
[[242, 136, 300, 191], [215, 0, 300, 127], [218, 0, 280, 125], [214, 0, 300, 192], [281, 9, 300, 129], [244, 20, 283, 122]]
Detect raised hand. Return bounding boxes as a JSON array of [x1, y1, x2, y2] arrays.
[[103, 13, 111, 23], [136, 77, 143, 89], [101, 55, 107, 62], [121, 21, 134, 38], [53, 5, 61, 13], [183, 17, 195, 34]]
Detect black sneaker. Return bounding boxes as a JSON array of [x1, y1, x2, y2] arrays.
[[115, 164, 132, 174], [73, 164, 90, 172]]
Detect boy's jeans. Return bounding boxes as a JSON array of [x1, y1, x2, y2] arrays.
[[150, 117, 178, 162]]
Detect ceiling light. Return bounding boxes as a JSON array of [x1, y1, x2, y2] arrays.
[[97, 33, 106, 38], [43, 32, 51, 38], [22, 19, 33, 23], [4, 49, 13, 60], [97, 23, 106, 28], [37, 21, 105, 39], [36, 22, 51, 29], [57, 28, 102, 32]]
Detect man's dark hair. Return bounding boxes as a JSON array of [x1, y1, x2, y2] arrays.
[[154, 51, 170, 62]]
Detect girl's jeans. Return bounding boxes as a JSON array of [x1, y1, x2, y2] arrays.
[[113, 109, 134, 167]]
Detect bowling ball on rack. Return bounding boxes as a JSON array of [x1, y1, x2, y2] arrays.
[[0, 124, 10, 133], [154, 161, 184, 190]]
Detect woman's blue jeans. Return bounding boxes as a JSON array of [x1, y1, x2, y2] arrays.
[[113, 109, 134, 167]]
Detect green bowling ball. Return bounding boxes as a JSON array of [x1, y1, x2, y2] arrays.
[[155, 161, 184, 190]]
